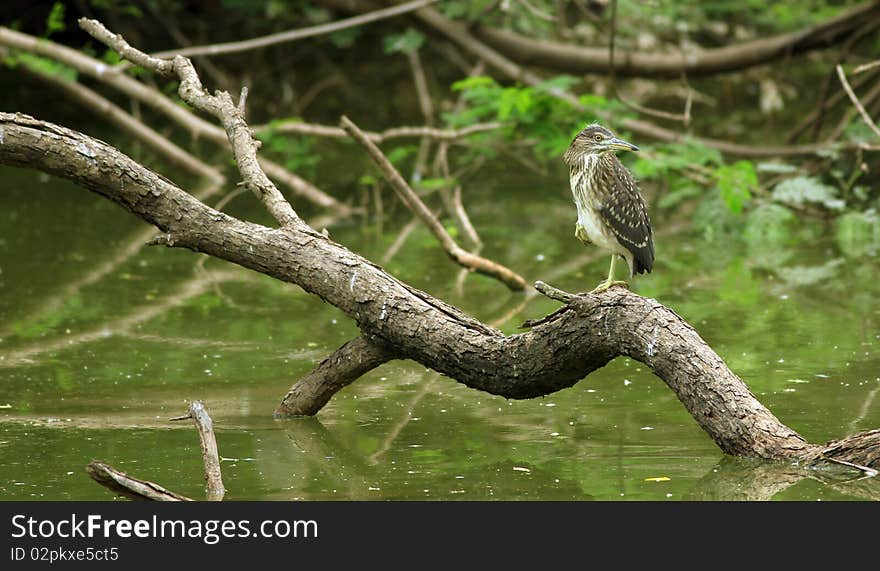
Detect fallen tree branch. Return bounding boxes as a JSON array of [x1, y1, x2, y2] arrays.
[[277, 336, 394, 416], [86, 461, 192, 501], [340, 115, 528, 291], [170, 401, 226, 500], [4, 112, 880, 469]]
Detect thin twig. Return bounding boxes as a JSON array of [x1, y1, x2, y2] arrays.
[[854, 59, 880, 74], [407, 49, 434, 182], [533, 280, 576, 303], [131, 0, 439, 63], [836, 63, 880, 139], [253, 120, 501, 142], [382, 215, 422, 264], [341, 115, 527, 291]]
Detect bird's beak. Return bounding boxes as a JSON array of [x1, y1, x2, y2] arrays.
[[607, 137, 639, 152]]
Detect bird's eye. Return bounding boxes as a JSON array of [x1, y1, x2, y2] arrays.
[[594, 134, 603, 142]]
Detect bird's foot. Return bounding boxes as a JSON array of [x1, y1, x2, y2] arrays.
[[589, 279, 628, 294]]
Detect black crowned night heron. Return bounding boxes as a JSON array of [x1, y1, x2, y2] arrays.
[[563, 124, 654, 293]]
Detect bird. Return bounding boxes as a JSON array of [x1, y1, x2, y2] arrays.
[[563, 123, 654, 294]]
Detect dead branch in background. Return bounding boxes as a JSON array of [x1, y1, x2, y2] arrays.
[[407, 49, 435, 182], [138, 0, 439, 63], [471, 0, 880, 78], [787, 67, 880, 143], [80, 18, 301, 227], [837, 63, 880, 139], [0, 26, 350, 215], [17, 62, 225, 184], [253, 120, 502, 142], [854, 59, 880, 74], [319, 1, 875, 157], [340, 115, 528, 291]]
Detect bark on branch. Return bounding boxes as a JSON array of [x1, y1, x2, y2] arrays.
[[277, 335, 394, 416], [2, 111, 877, 470]]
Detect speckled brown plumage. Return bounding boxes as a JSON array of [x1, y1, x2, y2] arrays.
[[564, 124, 654, 280]]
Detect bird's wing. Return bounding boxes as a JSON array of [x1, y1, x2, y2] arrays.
[[598, 159, 654, 274]]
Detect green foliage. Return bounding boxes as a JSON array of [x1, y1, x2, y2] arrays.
[[328, 27, 361, 48], [45, 2, 66, 36], [440, 0, 497, 20], [633, 140, 722, 180], [715, 160, 756, 215], [85, 0, 143, 18], [743, 203, 797, 269], [3, 52, 77, 82], [835, 210, 880, 258], [448, 75, 617, 161], [256, 123, 321, 177], [771, 176, 845, 211], [383, 28, 425, 55]]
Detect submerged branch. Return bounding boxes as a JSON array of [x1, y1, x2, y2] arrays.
[[86, 461, 192, 501], [170, 401, 226, 500]]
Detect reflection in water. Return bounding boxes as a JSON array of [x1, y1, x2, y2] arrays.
[[686, 456, 880, 501]]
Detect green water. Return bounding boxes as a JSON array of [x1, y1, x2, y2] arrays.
[[1, 148, 878, 501]]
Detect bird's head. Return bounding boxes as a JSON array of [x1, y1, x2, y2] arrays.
[[563, 124, 639, 165]]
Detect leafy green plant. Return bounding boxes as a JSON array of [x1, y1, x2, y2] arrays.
[[771, 176, 845, 211], [715, 160, 757, 215], [383, 28, 425, 55], [45, 2, 66, 36], [447, 75, 619, 162]]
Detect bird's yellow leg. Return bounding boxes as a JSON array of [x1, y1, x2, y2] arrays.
[[590, 255, 629, 294]]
